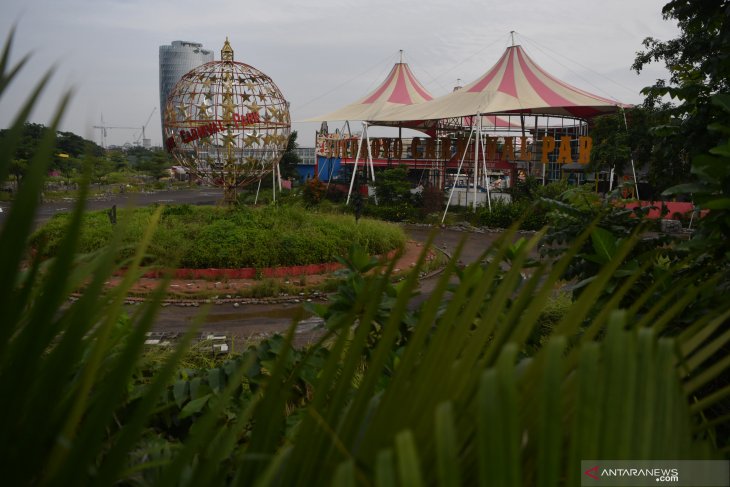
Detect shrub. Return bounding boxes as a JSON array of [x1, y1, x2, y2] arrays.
[[302, 176, 326, 206], [30, 204, 406, 268], [475, 199, 548, 230], [363, 201, 420, 222]]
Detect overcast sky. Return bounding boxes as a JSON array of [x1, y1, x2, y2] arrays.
[[0, 0, 679, 148]]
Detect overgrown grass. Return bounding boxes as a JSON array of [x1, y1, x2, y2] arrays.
[[30, 204, 406, 268]]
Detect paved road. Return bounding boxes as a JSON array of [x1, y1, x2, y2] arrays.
[[0, 187, 224, 229]]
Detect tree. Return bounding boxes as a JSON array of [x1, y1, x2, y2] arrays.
[[91, 155, 114, 187], [633, 0, 730, 188], [106, 149, 128, 171], [8, 158, 27, 189], [145, 149, 172, 180], [588, 112, 631, 176], [589, 105, 686, 192], [374, 165, 412, 205], [55, 155, 82, 181], [0, 123, 103, 180], [56, 130, 103, 158], [279, 131, 302, 181]]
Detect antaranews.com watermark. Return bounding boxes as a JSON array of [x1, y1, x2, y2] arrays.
[[581, 460, 729, 486]]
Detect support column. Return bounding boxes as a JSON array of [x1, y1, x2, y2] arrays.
[[442, 125, 475, 223]]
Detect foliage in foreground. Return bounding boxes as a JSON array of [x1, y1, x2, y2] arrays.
[[30, 204, 406, 268]]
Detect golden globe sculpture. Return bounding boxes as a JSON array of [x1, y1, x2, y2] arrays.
[[163, 38, 291, 203]]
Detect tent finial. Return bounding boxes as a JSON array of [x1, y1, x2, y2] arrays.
[[510, 31, 516, 46], [399, 49, 403, 63]]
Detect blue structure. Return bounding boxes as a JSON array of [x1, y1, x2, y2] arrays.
[[316, 156, 343, 182], [296, 164, 316, 181]]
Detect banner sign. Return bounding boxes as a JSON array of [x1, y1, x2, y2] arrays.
[[316, 134, 593, 164]]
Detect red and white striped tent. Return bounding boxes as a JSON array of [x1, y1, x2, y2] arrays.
[[306, 60, 434, 122], [377, 44, 626, 122]]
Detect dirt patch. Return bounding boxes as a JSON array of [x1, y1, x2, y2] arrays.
[[107, 240, 436, 303]]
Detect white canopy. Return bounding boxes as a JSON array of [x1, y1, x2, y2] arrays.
[[374, 44, 626, 122], [304, 61, 434, 122]]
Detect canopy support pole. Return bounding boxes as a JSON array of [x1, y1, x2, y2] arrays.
[[254, 177, 262, 205], [346, 122, 375, 205], [621, 107, 640, 200], [363, 122, 377, 205], [473, 113, 480, 211], [609, 166, 615, 192], [442, 123, 476, 223], [276, 161, 282, 192], [481, 121, 492, 211], [535, 117, 544, 186], [346, 127, 364, 205], [364, 122, 375, 183], [272, 158, 277, 203]]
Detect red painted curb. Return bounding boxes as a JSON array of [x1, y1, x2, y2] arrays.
[[131, 249, 399, 280]]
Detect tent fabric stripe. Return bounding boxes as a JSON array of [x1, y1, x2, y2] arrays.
[[515, 48, 575, 107], [497, 49, 518, 97], [530, 57, 619, 105], [363, 65, 399, 104], [387, 67, 413, 104], [404, 67, 434, 102], [467, 50, 505, 93]]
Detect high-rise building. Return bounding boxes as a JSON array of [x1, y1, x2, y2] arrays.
[[159, 41, 214, 141]]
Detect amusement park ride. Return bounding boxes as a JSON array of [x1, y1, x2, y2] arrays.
[[307, 34, 637, 219], [162, 38, 291, 204]]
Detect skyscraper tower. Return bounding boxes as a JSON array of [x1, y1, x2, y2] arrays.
[[159, 41, 214, 141]]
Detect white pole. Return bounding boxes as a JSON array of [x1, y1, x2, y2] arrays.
[[482, 120, 492, 211], [364, 123, 378, 205], [276, 161, 282, 192], [364, 122, 375, 182], [473, 114, 479, 211], [621, 107, 640, 200], [442, 126, 475, 223], [609, 166, 615, 192], [540, 128, 546, 186], [346, 131, 364, 205], [272, 159, 276, 203], [254, 177, 262, 205], [535, 117, 545, 186]]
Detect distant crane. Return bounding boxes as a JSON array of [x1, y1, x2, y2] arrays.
[[135, 107, 157, 148], [93, 115, 138, 148], [94, 108, 157, 149]]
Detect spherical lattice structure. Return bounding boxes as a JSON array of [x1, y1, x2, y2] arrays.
[[163, 39, 290, 203]]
